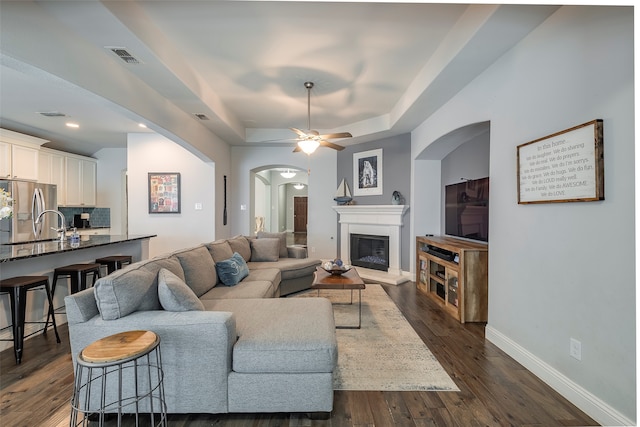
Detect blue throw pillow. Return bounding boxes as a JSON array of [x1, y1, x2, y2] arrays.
[[215, 252, 249, 286]]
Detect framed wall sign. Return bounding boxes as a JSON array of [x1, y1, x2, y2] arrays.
[[148, 172, 181, 213], [353, 148, 383, 196], [517, 120, 604, 204]]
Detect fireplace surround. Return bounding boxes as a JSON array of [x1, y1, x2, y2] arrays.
[[332, 205, 409, 280]]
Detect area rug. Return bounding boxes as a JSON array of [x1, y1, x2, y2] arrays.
[[293, 284, 459, 391]]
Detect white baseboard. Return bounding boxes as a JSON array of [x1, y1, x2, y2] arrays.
[[485, 325, 635, 427]]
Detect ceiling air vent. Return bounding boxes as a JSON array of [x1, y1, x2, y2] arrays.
[[194, 113, 209, 120], [107, 47, 140, 64], [38, 111, 67, 117]]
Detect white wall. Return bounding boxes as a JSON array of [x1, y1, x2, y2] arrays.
[[411, 6, 634, 425], [254, 175, 268, 232], [231, 146, 337, 259], [94, 147, 127, 234], [127, 133, 216, 257]]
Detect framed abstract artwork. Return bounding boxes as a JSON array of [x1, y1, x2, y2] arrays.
[[148, 172, 181, 213]]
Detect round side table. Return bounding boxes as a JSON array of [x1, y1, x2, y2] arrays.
[[70, 330, 167, 426]]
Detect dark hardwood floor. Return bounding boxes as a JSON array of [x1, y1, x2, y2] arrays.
[[0, 281, 598, 426]]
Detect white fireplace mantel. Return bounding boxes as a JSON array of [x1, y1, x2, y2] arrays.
[[332, 205, 409, 278]]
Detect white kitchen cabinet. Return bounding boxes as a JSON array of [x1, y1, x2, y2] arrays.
[[0, 141, 40, 181], [38, 149, 66, 204], [11, 144, 39, 180], [0, 129, 48, 181], [64, 155, 97, 207], [0, 142, 10, 178]]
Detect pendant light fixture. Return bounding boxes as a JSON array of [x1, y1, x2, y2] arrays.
[[280, 169, 296, 179]]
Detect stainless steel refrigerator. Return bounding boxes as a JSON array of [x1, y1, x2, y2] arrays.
[[0, 180, 59, 245]]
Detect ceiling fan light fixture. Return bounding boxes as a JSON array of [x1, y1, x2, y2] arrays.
[[298, 139, 319, 155], [280, 169, 296, 179]]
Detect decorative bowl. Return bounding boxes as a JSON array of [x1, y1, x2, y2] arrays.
[[323, 265, 352, 275]]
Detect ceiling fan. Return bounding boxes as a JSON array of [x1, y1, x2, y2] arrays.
[[289, 81, 352, 154]]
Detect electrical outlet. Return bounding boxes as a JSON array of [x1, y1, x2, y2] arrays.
[[570, 338, 582, 360]]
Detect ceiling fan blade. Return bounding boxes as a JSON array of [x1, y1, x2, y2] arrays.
[[259, 138, 301, 143], [290, 128, 308, 137], [318, 132, 352, 140], [319, 140, 345, 151]]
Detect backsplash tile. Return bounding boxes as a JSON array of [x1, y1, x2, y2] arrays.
[[58, 207, 110, 228]]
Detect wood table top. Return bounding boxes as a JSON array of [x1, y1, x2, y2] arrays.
[[81, 330, 158, 363], [312, 266, 366, 290]]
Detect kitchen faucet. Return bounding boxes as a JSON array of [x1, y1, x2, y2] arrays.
[[35, 209, 67, 242]]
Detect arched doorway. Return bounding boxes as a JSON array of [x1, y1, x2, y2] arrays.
[[250, 166, 307, 245]]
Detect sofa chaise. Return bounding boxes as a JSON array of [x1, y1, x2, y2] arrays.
[[64, 233, 337, 416]]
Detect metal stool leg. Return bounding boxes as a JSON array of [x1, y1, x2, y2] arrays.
[[47, 272, 66, 329], [42, 280, 61, 343]]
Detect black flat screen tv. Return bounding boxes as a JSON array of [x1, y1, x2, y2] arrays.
[[445, 177, 489, 242]]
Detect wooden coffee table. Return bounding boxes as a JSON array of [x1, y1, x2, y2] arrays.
[[311, 266, 366, 329]]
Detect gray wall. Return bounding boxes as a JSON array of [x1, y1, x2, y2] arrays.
[[336, 133, 411, 271], [411, 6, 634, 424]]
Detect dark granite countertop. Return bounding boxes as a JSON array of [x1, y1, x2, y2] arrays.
[[0, 234, 156, 262]]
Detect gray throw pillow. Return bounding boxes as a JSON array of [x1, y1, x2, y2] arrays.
[[94, 268, 159, 320], [157, 268, 204, 312], [250, 238, 280, 262], [206, 240, 234, 263], [227, 235, 252, 262], [215, 252, 250, 286], [257, 231, 288, 258], [171, 245, 217, 296]]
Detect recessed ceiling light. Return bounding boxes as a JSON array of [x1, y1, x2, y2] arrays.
[[65, 122, 79, 128], [138, 123, 147, 128]]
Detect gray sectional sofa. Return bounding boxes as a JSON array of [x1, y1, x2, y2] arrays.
[[64, 233, 337, 416]]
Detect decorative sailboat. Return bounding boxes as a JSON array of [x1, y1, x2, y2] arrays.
[[334, 179, 353, 205]]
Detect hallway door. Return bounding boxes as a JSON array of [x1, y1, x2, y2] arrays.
[[294, 196, 308, 232]]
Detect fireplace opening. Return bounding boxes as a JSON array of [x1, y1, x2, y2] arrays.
[[350, 233, 389, 272]]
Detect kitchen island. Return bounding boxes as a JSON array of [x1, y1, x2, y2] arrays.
[[0, 234, 156, 352]]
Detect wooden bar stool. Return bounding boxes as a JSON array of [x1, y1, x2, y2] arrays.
[[52, 263, 102, 295], [47, 263, 101, 328], [95, 255, 133, 275], [0, 276, 61, 364], [70, 330, 167, 426]]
